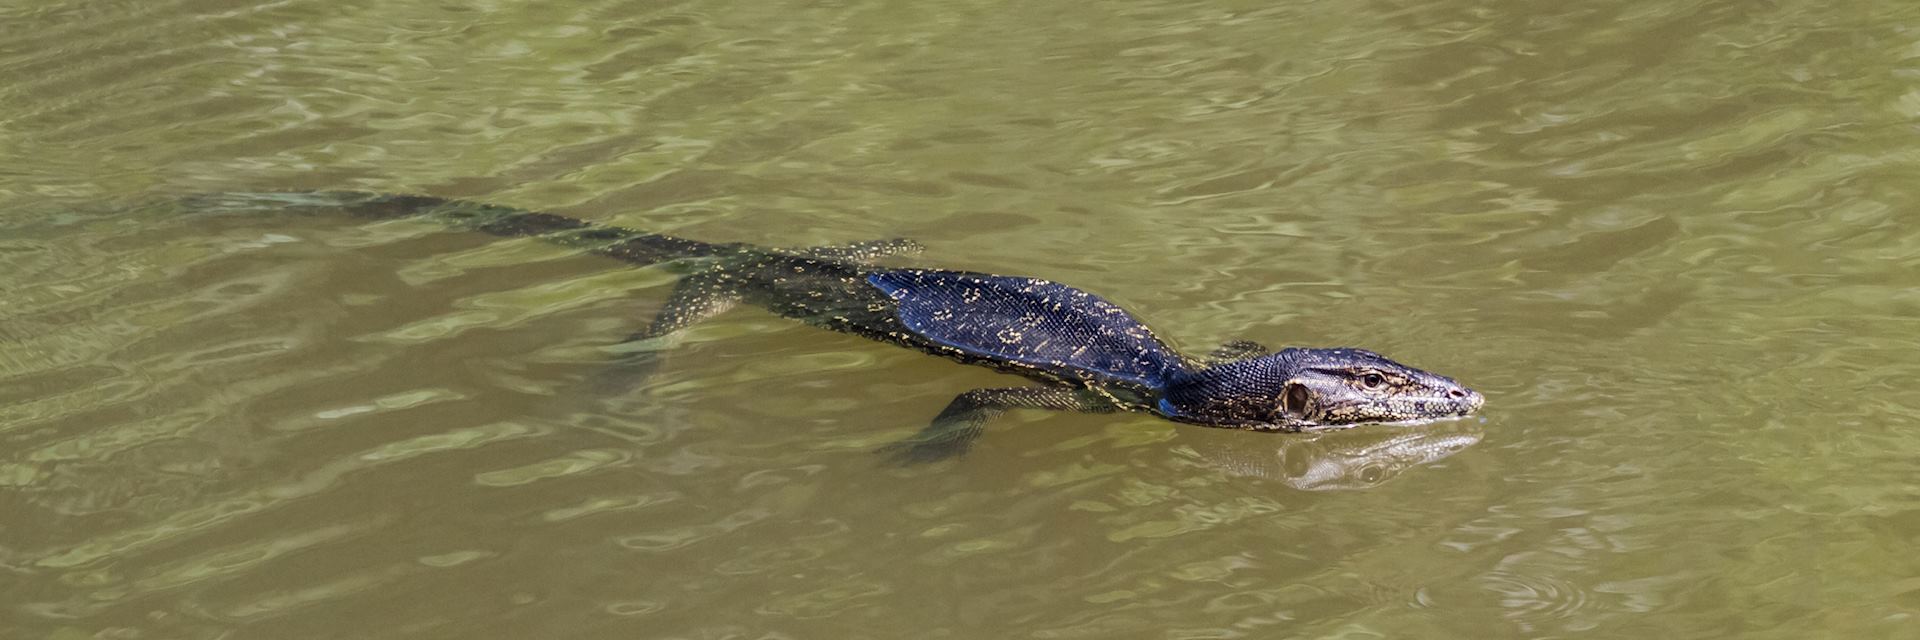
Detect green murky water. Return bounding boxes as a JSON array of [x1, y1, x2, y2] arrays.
[[5, 0, 1920, 637]]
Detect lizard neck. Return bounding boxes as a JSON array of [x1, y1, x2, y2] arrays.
[[1157, 354, 1297, 426]]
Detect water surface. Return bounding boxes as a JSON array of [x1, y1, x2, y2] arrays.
[[4, 0, 1920, 638]]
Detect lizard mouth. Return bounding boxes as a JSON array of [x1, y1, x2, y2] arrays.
[[1296, 411, 1479, 433]]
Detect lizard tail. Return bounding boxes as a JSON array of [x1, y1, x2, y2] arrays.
[[182, 190, 728, 265]]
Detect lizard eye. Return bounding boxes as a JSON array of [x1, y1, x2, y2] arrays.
[[1359, 373, 1387, 390]]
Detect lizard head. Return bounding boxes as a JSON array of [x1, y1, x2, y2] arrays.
[[1158, 347, 1482, 431]]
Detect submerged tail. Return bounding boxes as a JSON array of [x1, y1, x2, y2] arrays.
[[184, 190, 730, 265]]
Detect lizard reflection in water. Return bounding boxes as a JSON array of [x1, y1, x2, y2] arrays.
[[1180, 419, 1484, 491], [190, 192, 1485, 463]]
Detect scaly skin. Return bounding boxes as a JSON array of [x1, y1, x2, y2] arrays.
[[188, 191, 1485, 463]]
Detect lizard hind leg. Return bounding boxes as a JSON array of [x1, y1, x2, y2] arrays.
[[594, 274, 741, 393], [791, 237, 924, 264], [878, 387, 1118, 465]]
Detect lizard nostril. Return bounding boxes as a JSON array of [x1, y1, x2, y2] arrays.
[[1447, 388, 1466, 399]]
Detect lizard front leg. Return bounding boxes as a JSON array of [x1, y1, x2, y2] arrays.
[[879, 387, 1119, 465], [1206, 339, 1271, 363]]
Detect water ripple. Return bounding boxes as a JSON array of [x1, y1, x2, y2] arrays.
[[22, 422, 542, 571]]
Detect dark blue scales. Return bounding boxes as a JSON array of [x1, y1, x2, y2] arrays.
[[193, 191, 1484, 464], [866, 271, 1183, 390]]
